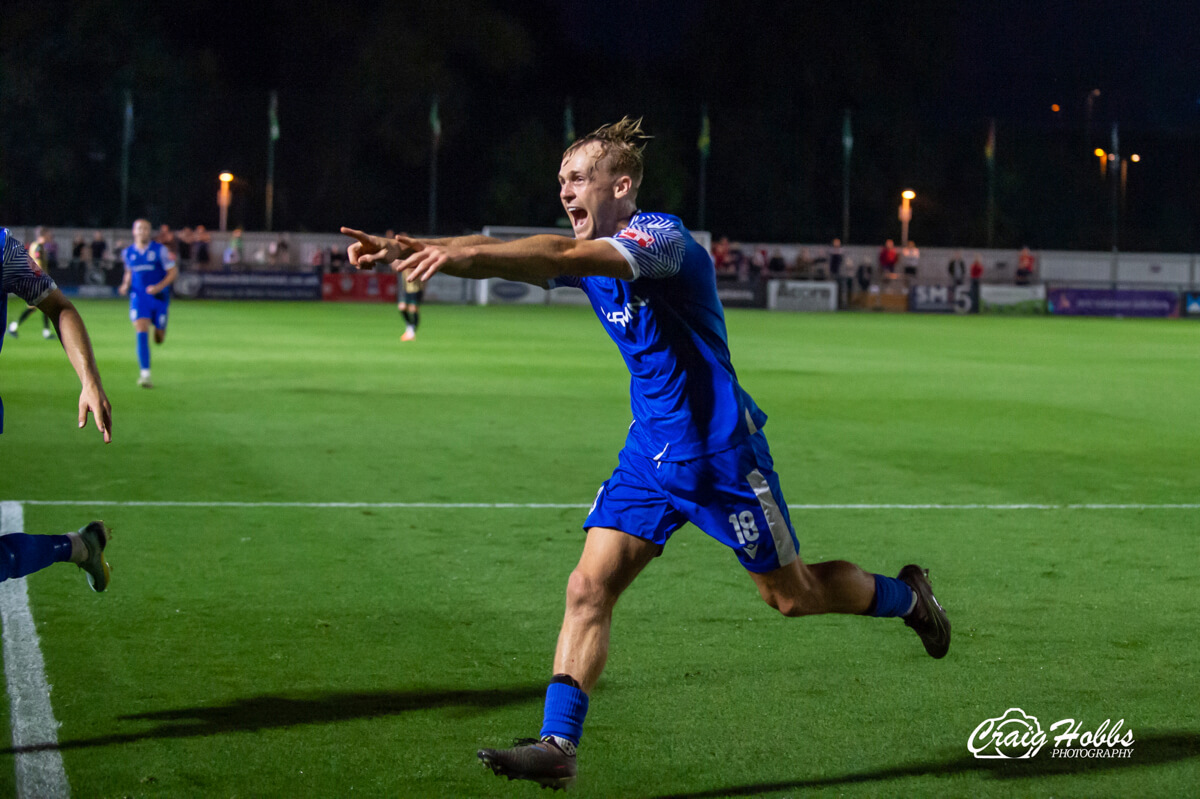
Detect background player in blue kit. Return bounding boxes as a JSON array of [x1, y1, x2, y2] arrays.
[[118, 218, 177, 388], [342, 118, 950, 790], [1, 227, 112, 590]]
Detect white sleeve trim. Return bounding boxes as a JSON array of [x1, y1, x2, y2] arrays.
[[600, 238, 640, 281], [28, 283, 57, 307]]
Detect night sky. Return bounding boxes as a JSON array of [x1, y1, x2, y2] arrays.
[[2, 0, 1197, 249]]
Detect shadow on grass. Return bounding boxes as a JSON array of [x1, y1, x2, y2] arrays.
[[651, 731, 1200, 798], [2, 685, 544, 754]]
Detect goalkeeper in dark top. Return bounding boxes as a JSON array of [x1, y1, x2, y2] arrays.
[[341, 117, 950, 790]]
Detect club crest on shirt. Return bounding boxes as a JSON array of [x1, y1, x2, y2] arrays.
[[617, 228, 654, 248]]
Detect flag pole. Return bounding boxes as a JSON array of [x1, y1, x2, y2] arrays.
[[841, 109, 853, 243], [120, 90, 133, 226], [266, 91, 279, 232], [564, 98, 576, 148], [428, 96, 441, 235], [697, 104, 710, 231], [985, 118, 996, 248]]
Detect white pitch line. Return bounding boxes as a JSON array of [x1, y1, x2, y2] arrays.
[[10, 500, 1200, 510], [0, 502, 70, 799]]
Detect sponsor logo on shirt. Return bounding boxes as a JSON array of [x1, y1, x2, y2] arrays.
[[606, 297, 649, 327], [617, 228, 654, 248]]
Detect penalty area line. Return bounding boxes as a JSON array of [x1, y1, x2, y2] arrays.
[[11, 500, 1200, 511], [0, 501, 71, 799]]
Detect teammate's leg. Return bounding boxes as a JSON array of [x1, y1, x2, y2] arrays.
[[152, 304, 168, 345], [0, 522, 110, 591], [400, 297, 417, 341], [0, 533, 73, 581], [479, 527, 659, 788], [409, 294, 422, 334], [41, 311, 53, 339], [133, 316, 153, 387], [8, 305, 38, 336]]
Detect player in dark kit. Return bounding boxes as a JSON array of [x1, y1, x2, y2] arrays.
[[398, 273, 424, 342], [342, 118, 949, 790]]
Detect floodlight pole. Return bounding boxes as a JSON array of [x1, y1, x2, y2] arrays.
[[842, 109, 852, 243], [1109, 122, 1120, 286]]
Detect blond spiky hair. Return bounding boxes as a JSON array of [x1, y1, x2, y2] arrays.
[[563, 116, 652, 189]]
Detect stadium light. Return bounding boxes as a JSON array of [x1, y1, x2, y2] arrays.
[[899, 190, 915, 245], [218, 172, 234, 232], [1095, 149, 1108, 179]]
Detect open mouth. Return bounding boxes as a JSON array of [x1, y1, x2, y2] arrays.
[[567, 206, 588, 232]]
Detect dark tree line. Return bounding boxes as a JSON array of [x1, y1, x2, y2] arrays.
[[2, 0, 1196, 251]]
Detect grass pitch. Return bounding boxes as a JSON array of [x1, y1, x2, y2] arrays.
[[1, 296, 1198, 797]]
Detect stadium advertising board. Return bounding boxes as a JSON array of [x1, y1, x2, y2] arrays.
[[908, 284, 975, 314], [979, 284, 1046, 314], [1046, 288, 1179, 318], [421, 272, 476, 304], [173, 271, 323, 301], [484, 279, 547, 305], [320, 272, 396, 302], [62, 284, 118, 299], [766, 280, 837, 312], [547, 286, 592, 306], [1184, 293, 1200, 318], [716, 281, 767, 309]]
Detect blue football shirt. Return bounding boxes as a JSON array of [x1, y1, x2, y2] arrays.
[[122, 241, 176, 296], [1, 228, 58, 432], [553, 212, 766, 461]]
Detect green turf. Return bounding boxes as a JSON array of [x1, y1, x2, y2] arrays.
[[1, 297, 1198, 797]]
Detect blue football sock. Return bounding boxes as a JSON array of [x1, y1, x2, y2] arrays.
[[867, 573, 917, 617], [540, 680, 589, 746], [136, 331, 151, 370], [0, 534, 72, 582]]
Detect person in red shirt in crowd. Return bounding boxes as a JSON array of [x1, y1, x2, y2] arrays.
[[1016, 246, 1036, 285], [711, 236, 731, 275], [878, 239, 899, 289], [969, 254, 984, 282]]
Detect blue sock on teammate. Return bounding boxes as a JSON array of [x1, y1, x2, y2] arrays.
[[866, 573, 917, 617], [540, 675, 588, 751], [136, 331, 151, 371], [0, 534, 72, 582]]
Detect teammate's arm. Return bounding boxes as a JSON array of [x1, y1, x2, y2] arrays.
[[118, 262, 131, 296], [36, 289, 112, 443], [149, 265, 178, 296]]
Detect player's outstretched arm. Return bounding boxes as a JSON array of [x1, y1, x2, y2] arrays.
[[37, 289, 112, 443], [339, 228, 502, 270], [394, 234, 633, 285], [150, 265, 178, 295]]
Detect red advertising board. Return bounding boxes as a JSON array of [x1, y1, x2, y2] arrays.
[[321, 272, 398, 302]]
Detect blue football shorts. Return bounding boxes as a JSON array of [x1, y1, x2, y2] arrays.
[[584, 430, 801, 574], [129, 291, 170, 330]]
